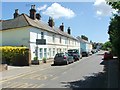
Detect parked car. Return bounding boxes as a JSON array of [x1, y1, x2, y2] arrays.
[[54, 53, 74, 65], [91, 49, 96, 54], [68, 49, 82, 61], [91, 49, 98, 54], [89, 51, 92, 55], [82, 51, 89, 57], [104, 52, 113, 60]]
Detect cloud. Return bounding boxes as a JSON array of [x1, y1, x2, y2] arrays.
[[37, 5, 47, 11], [94, 0, 117, 16], [42, 3, 75, 19]]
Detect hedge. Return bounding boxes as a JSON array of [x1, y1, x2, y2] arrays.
[[0, 46, 31, 66]]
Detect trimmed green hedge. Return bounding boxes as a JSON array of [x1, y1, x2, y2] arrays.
[[0, 46, 31, 66]]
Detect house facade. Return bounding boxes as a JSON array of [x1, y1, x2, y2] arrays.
[[77, 36, 93, 53], [1, 5, 80, 60]]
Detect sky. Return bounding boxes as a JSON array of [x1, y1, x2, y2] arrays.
[[1, 0, 117, 43]]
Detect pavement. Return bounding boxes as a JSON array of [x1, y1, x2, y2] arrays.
[[107, 58, 120, 88], [1, 59, 53, 82], [0, 53, 120, 88]]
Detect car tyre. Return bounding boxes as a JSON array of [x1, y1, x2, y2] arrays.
[[66, 61, 69, 65]]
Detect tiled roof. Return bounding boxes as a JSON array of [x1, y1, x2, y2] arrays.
[[1, 14, 77, 40], [76, 36, 90, 44]]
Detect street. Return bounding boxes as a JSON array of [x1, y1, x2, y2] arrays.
[[1, 51, 110, 88]]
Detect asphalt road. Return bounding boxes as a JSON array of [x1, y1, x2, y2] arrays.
[[2, 51, 107, 88]]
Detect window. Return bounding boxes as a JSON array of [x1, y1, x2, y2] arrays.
[[41, 32, 44, 39], [49, 48, 51, 57], [52, 35, 55, 43], [39, 48, 43, 59], [60, 37, 61, 43], [69, 39, 70, 45], [53, 48, 55, 56], [44, 48, 47, 58], [72, 40, 74, 45], [65, 38, 68, 44]]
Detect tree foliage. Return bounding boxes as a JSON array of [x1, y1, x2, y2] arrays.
[[81, 35, 88, 41], [107, 0, 120, 10], [101, 41, 112, 50], [107, 1, 120, 58]]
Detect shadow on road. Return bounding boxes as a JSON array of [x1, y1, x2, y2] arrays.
[[61, 59, 119, 88]]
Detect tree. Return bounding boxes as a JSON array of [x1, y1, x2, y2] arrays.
[[81, 35, 88, 41], [107, 0, 120, 58], [107, 0, 120, 70], [101, 41, 112, 51]]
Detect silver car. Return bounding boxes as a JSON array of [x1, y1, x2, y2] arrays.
[[54, 53, 74, 65]]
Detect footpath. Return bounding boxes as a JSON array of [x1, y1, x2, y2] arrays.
[[0, 59, 53, 82], [107, 58, 120, 88]]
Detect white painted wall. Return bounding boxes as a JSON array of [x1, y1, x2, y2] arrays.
[[1, 27, 30, 47], [1, 26, 80, 60], [28, 27, 80, 60]]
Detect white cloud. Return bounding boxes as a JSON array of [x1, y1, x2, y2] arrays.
[[94, 0, 117, 17], [37, 5, 47, 11], [42, 3, 75, 19]]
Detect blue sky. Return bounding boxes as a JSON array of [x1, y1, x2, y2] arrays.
[[2, 1, 115, 43]]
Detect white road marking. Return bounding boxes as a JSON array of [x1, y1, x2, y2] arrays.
[[4, 82, 19, 88], [1, 67, 51, 83], [31, 84, 38, 88], [36, 84, 45, 88], [51, 76, 58, 80], [62, 72, 67, 75]]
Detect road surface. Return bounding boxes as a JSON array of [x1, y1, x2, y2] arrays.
[[2, 51, 107, 88]]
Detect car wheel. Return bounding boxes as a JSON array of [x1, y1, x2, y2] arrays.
[[66, 61, 69, 65], [72, 60, 74, 63]]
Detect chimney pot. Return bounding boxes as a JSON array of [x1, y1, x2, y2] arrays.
[[14, 9, 19, 18], [48, 17, 54, 27], [30, 5, 36, 20], [59, 23, 64, 31], [67, 27, 71, 34], [36, 13, 41, 20]]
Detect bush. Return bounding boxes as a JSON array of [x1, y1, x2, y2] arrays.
[[33, 57, 38, 60], [42, 57, 46, 63], [0, 46, 30, 66]]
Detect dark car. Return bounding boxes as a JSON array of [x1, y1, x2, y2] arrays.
[[54, 53, 74, 65], [68, 49, 82, 61], [82, 51, 89, 57], [104, 52, 113, 60]]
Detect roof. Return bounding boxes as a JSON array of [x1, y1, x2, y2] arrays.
[[76, 36, 90, 44], [1, 14, 77, 40]]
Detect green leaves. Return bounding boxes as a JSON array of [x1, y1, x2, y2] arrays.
[[107, 0, 120, 58], [1, 46, 29, 65]]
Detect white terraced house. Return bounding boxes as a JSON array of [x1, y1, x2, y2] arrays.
[[0, 5, 80, 60]]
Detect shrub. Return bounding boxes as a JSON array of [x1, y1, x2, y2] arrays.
[[33, 57, 38, 60], [0, 46, 30, 66], [42, 57, 46, 63]]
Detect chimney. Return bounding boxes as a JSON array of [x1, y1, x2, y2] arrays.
[[30, 5, 36, 20], [59, 23, 64, 31], [48, 17, 54, 27], [36, 13, 41, 20], [13, 9, 19, 18], [67, 27, 71, 35]]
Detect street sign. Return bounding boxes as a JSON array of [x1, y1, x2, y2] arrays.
[[36, 39, 46, 45]]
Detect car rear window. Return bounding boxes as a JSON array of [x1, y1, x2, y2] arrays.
[[55, 53, 64, 57]]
